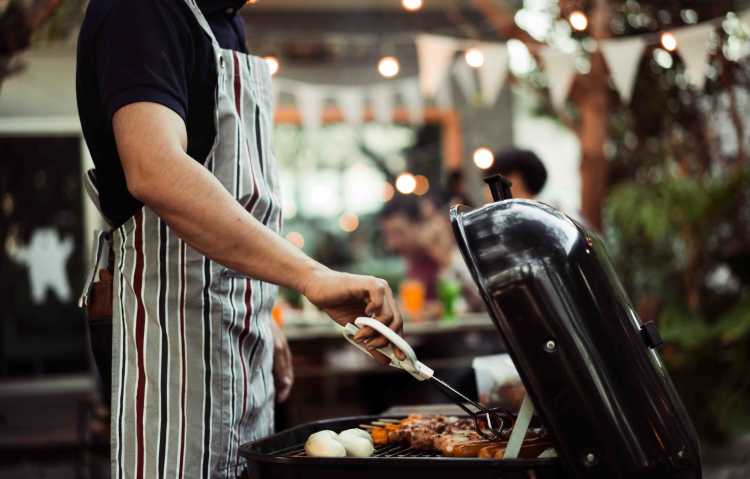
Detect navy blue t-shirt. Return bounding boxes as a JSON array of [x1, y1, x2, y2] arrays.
[[76, 0, 248, 226]]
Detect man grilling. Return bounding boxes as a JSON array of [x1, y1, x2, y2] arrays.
[[76, 0, 404, 477]]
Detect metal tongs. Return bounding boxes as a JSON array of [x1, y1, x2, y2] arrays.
[[342, 317, 509, 441]]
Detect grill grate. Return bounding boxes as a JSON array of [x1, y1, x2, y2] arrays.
[[283, 443, 444, 458]]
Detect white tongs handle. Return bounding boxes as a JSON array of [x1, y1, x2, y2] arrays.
[[342, 317, 434, 381]]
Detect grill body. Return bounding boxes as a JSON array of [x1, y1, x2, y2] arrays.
[[450, 192, 702, 479], [240, 416, 568, 479]]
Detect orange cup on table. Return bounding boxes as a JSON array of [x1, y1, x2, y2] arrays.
[[399, 279, 425, 322]]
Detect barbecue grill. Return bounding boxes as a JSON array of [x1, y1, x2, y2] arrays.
[[240, 174, 702, 479]]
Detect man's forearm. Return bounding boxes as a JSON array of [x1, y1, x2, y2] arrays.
[[133, 149, 324, 292]]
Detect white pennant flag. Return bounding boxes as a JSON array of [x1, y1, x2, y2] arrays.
[[271, 81, 281, 111], [295, 85, 325, 131], [416, 34, 458, 98], [478, 43, 509, 107], [673, 23, 714, 90], [452, 60, 479, 103], [435, 78, 453, 109], [336, 88, 365, 125], [370, 84, 394, 124], [399, 78, 424, 125], [540, 47, 578, 110], [600, 36, 647, 103]]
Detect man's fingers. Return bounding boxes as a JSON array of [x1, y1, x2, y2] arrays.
[[385, 293, 406, 360], [369, 348, 391, 366]]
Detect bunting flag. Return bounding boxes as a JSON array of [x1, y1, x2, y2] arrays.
[[336, 88, 366, 125], [540, 47, 578, 110], [369, 84, 395, 124], [452, 60, 479, 103], [416, 34, 458, 98], [399, 78, 424, 124], [435, 78, 453, 109], [673, 23, 715, 90], [478, 43, 509, 107], [295, 85, 325, 131], [600, 36, 647, 103]]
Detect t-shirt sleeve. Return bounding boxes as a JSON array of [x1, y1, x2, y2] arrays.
[[95, 0, 194, 121]]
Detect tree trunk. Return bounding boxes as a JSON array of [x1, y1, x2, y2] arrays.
[[575, 0, 611, 231]]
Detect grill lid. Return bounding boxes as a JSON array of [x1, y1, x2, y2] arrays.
[[449, 175, 702, 479]]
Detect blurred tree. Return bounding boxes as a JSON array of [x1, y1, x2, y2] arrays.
[[476, 0, 750, 441], [0, 0, 84, 91]]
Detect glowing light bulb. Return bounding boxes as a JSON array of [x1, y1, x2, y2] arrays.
[[264, 56, 279, 75], [464, 48, 485, 68], [395, 173, 417, 194], [414, 175, 430, 196], [473, 148, 495, 170], [660, 32, 677, 52], [401, 0, 422, 11], [286, 232, 304, 248], [569, 11, 589, 31], [378, 56, 400, 78], [383, 182, 395, 201], [339, 213, 360, 233]]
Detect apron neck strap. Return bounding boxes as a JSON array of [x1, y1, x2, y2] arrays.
[[181, 0, 223, 51]]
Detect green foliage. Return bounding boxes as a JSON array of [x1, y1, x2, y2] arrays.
[[605, 145, 750, 444]]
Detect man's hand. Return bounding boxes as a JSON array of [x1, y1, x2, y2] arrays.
[[271, 321, 294, 403], [301, 269, 405, 365]]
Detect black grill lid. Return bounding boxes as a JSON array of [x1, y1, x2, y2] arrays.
[[449, 175, 701, 479]]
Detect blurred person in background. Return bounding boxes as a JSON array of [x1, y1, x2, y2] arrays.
[[484, 148, 548, 201], [76, 0, 404, 477], [379, 194, 483, 318]]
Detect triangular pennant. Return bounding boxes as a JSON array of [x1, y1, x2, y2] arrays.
[[399, 78, 424, 125], [673, 23, 714, 90], [477, 42, 509, 107], [295, 85, 325, 131], [416, 34, 458, 98], [370, 84, 394, 124], [435, 77, 453, 109], [540, 47, 578, 110], [452, 60, 479, 103], [600, 36, 647, 103], [272, 81, 281, 110], [336, 88, 365, 125]]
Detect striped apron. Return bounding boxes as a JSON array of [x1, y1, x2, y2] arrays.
[[80, 1, 282, 477]]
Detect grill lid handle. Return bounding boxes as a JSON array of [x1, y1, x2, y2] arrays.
[[484, 174, 514, 202], [640, 321, 664, 349]]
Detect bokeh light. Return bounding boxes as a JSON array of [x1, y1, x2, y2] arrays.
[[395, 172, 417, 194], [378, 56, 400, 78], [473, 148, 495, 170]]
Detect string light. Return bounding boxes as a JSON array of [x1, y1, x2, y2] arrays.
[[378, 56, 400, 78], [383, 182, 395, 201], [286, 232, 304, 248], [401, 0, 423, 12], [414, 175, 430, 195], [660, 32, 678, 52], [395, 172, 417, 194], [473, 148, 495, 170], [569, 11, 589, 31], [339, 212, 360, 233], [264, 56, 279, 75], [464, 48, 485, 68]]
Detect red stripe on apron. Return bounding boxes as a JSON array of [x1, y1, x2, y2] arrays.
[[237, 279, 253, 435], [133, 212, 147, 479], [178, 241, 188, 478], [233, 52, 242, 117]]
